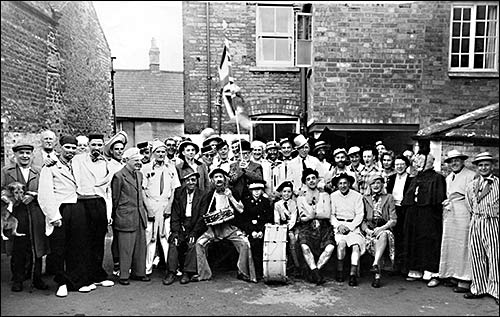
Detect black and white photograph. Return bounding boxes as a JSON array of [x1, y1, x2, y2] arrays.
[[1, 1, 499, 315]]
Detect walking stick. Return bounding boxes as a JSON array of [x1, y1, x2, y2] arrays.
[[27, 204, 35, 293]]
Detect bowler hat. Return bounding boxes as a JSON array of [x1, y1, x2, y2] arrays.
[[59, 135, 77, 146], [88, 133, 104, 141], [178, 141, 200, 155], [293, 134, 309, 149], [201, 145, 216, 155], [301, 168, 319, 184], [203, 135, 223, 148], [209, 167, 229, 179], [472, 152, 497, 165], [240, 140, 252, 152], [444, 149, 468, 163], [216, 140, 229, 151], [136, 141, 151, 150]]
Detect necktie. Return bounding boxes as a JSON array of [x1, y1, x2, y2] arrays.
[[302, 158, 307, 170], [160, 171, 164, 195], [284, 162, 288, 178], [284, 201, 288, 210], [478, 178, 492, 202], [452, 173, 455, 181]]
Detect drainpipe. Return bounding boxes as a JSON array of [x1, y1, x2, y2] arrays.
[[206, 2, 212, 128], [300, 67, 307, 135], [111, 56, 117, 134]]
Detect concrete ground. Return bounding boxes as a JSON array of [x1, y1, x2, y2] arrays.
[[1, 236, 499, 316]]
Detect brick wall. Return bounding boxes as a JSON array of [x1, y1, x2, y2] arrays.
[[182, 2, 302, 134], [312, 2, 499, 129], [1, 1, 112, 166]]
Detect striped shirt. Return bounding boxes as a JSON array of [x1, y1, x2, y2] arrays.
[[465, 174, 499, 218]]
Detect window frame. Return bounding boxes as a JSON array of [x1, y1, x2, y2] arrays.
[[255, 4, 295, 67], [448, 2, 499, 75], [250, 115, 300, 142]]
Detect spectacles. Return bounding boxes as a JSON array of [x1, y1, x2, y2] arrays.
[[165, 144, 176, 147], [89, 143, 103, 147], [204, 153, 216, 158], [140, 149, 150, 154]]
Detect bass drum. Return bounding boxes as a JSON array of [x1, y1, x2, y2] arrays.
[[262, 224, 288, 284]]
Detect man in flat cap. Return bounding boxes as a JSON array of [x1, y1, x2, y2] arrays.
[[464, 152, 499, 305], [2, 143, 50, 292], [137, 141, 152, 165], [142, 140, 181, 276], [196, 168, 257, 283], [111, 147, 150, 285], [439, 150, 476, 293], [38, 135, 93, 297], [215, 140, 232, 173], [163, 171, 208, 285], [71, 133, 114, 288]]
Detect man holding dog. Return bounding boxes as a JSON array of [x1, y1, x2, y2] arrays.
[[2, 143, 50, 292]]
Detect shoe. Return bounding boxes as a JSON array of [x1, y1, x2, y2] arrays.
[[78, 285, 92, 293], [152, 256, 160, 267], [463, 292, 486, 299], [176, 270, 183, 276], [95, 280, 114, 287], [442, 279, 456, 287], [118, 279, 130, 286], [348, 275, 358, 286], [427, 278, 440, 288], [237, 272, 251, 282], [88, 284, 97, 291], [56, 284, 68, 297], [130, 275, 151, 282], [180, 273, 191, 285], [11, 281, 23, 292], [372, 278, 381, 288], [190, 274, 200, 282], [312, 269, 325, 285], [406, 276, 421, 281], [453, 286, 468, 293], [113, 270, 120, 277], [162, 273, 176, 285], [33, 279, 49, 290]]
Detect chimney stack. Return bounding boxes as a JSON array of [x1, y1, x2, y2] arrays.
[[149, 37, 160, 72]]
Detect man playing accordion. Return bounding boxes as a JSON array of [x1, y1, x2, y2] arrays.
[[195, 168, 257, 283]]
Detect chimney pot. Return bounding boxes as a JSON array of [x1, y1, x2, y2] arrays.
[[149, 37, 160, 72]]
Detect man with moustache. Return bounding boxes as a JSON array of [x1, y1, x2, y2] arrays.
[[2, 143, 50, 292], [38, 135, 93, 297], [326, 148, 358, 192], [263, 141, 282, 199], [196, 168, 257, 283], [111, 147, 150, 285], [71, 133, 114, 288], [142, 140, 181, 276]]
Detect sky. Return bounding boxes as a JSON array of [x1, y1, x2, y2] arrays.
[[93, 1, 183, 71]]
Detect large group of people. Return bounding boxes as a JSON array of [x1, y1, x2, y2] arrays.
[[1, 128, 498, 306]]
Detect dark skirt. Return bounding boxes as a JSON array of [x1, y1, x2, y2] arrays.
[[297, 219, 335, 257], [402, 204, 442, 273]]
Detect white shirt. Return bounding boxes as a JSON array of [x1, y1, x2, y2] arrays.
[[392, 173, 408, 206], [186, 191, 194, 217], [19, 166, 30, 183]]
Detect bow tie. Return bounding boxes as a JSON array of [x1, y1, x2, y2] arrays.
[[219, 160, 228, 165], [91, 156, 105, 162]]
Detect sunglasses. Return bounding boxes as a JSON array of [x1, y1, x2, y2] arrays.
[[204, 153, 216, 158]]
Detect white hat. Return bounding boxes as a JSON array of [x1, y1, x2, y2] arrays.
[[333, 148, 348, 157], [251, 140, 265, 149], [123, 147, 143, 161], [347, 146, 361, 156], [472, 152, 497, 165], [293, 134, 309, 149], [151, 140, 167, 154], [444, 149, 468, 163], [103, 131, 128, 157]]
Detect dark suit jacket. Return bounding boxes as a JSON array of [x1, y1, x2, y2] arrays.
[[1, 164, 50, 257], [170, 185, 208, 240], [362, 193, 397, 231], [111, 166, 147, 232], [386, 173, 412, 197], [176, 160, 210, 192], [229, 161, 263, 201], [240, 196, 273, 236]]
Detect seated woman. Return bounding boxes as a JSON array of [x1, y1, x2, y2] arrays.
[[361, 173, 397, 288]]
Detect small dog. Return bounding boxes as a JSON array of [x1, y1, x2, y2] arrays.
[[1, 182, 27, 240]]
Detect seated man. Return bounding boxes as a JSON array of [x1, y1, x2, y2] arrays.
[[163, 172, 208, 285], [195, 168, 257, 283], [296, 168, 335, 285], [331, 173, 366, 286], [361, 173, 397, 288]]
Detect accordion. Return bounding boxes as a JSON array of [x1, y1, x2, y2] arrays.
[[203, 207, 235, 226]]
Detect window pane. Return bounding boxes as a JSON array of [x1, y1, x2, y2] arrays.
[[461, 54, 469, 67], [276, 123, 297, 141], [475, 38, 484, 52], [452, 39, 460, 52], [476, 5, 486, 19], [476, 22, 485, 36], [452, 22, 461, 37], [276, 8, 290, 33], [453, 8, 461, 20], [486, 21, 496, 39], [451, 54, 459, 67], [253, 123, 274, 142], [487, 5, 498, 20], [262, 38, 275, 60], [461, 39, 469, 53], [485, 53, 495, 68], [463, 8, 471, 20], [259, 7, 274, 33], [462, 22, 470, 36], [474, 54, 484, 68], [275, 39, 290, 61]]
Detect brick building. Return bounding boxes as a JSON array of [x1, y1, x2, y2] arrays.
[[1, 1, 112, 166], [182, 1, 499, 156], [114, 39, 185, 146]]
